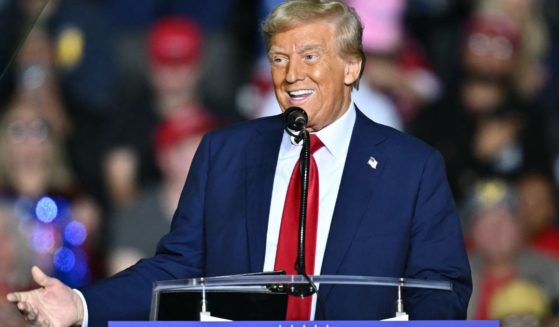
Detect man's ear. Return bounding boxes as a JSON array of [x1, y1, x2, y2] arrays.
[[344, 57, 362, 86]]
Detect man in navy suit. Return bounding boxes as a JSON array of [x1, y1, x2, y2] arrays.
[[7, 1, 471, 326]]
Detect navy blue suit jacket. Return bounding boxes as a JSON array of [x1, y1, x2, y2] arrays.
[[81, 109, 471, 326]]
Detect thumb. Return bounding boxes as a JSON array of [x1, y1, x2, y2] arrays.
[[31, 266, 56, 288]]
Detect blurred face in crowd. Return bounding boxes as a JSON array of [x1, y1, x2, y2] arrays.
[[460, 76, 506, 114], [151, 63, 197, 95], [517, 174, 557, 238], [3, 105, 53, 173], [471, 206, 521, 263], [157, 135, 202, 184], [269, 20, 361, 131], [460, 17, 520, 115], [150, 62, 199, 114]]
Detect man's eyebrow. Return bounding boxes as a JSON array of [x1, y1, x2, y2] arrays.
[[268, 48, 287, 56], [297, 44, 325, 54], [268, 44, 325, 57]]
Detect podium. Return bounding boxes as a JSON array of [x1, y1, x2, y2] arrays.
[[149, 274, 453, 321]]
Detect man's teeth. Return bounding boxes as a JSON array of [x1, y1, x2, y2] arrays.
[[288, 89, 314, 97]]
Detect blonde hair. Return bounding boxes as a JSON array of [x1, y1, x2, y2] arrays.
[[261, 0, 365, 89]]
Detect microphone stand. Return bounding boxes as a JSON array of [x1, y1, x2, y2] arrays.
[[296, 130, 310, 277], [291, 130, 318, 297]]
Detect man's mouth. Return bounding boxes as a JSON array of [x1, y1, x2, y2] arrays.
[[287, 89, 314, 102]]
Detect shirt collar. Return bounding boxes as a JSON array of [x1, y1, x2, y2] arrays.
[[280, 102, 356, 160], [315, 102, 356, 159]]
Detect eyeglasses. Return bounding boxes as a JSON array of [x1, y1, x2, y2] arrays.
[[6, 119, 51, 144], [467, 33, 515, 61]]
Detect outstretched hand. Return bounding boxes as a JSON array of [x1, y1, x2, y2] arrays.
[[6, 266, 84, 327]]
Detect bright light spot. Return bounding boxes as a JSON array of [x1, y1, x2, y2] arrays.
[[31, 226, 55, 253], [53, 247, 75, 272], [35, 197, 58, 223], [64, 221, 87, 246]]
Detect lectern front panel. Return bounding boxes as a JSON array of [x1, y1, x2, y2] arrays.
[[156, 290, 287, 321]]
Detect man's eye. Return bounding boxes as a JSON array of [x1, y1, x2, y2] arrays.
[[273, 57, 287, 64], [305, 54, 318, 61]]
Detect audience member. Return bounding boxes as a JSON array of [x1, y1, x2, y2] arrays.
[[404, 0, 473, 91], [107, 110, 217, 274], [108, 0, 252, 121], [104, 16, 211, 207], [410, 14, 552, 199], [488, 279, 553, 327], [0, 96, 102, 287], [0, 97, 73, 200], [463, 178, 559, 320], [2, 0, 118, 210], [516, 171, 559, 258], [476, 0, 549, 102]]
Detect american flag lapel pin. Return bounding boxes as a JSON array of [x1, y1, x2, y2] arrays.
[[367, 156, 378, 169]]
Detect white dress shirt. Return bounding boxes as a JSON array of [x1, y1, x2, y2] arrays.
[[75, 289, 89, 327], [263, 103, 356, 318]]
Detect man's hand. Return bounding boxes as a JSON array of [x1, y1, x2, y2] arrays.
[[6, 266, 84, 327]]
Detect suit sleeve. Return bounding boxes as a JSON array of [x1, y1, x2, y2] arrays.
[[80, 134, 213, 327], [404, 149, 472, 319]]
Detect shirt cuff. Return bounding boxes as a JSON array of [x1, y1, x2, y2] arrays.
[[73, 289, 89, 327]]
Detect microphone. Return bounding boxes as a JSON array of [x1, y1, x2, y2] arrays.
[[283, 107, 308, 143]]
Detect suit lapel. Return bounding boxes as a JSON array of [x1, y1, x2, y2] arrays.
[[245, 116, 284, 272], [321, 110, 387, 276]]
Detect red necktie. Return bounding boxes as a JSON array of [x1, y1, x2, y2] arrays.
[[275, 134, 323, 320]]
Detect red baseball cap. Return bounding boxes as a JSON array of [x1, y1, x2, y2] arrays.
[[154, 108, 217, 154], [148, 16, 202, 66]]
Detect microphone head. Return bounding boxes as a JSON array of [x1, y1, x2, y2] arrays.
[[283, 107, 308, 133]]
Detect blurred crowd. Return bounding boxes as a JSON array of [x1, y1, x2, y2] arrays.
[[0, 0, 558, 326]]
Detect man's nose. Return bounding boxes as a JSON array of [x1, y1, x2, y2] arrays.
[[285, 59, 304, 83]]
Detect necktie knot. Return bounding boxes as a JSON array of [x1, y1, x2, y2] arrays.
[[309, 134, 323, 155]]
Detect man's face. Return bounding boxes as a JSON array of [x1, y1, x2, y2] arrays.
[[150, 63, 198, 98], [269, 20, 361, 131]]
